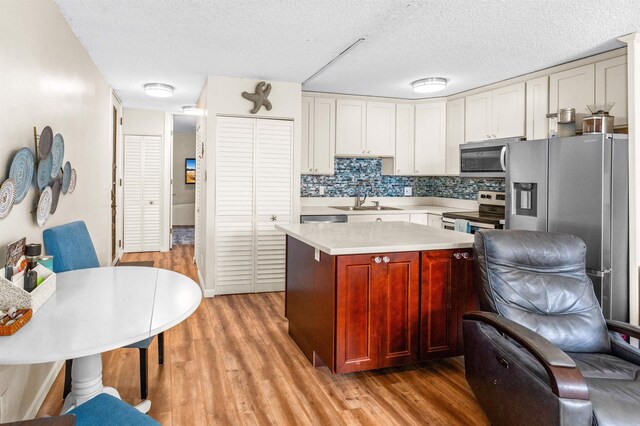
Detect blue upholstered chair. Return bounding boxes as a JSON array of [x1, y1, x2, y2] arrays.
[[43, 221, 164, 401], [0, 394, 160, 425]]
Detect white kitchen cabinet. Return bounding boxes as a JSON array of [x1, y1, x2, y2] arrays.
[[526, 76, 549, 140], [595, 56, 627, 127], [465, 91, 493, 142], [415, 99, 447, 175], [336, 99, 366, 156], [348, 213, 410, 223], [409, 213, 428, 225], [215, 116, 293, 295], [549, 64, 595, 129], [301, 97, 313, 173], [394, 104, 415, 175], [302, 97, 336, 174], [427, 213, 443, 228], [465, 83, 525, 142], [445, 99, 465, 175], [492, 82, 525, 138], [366, 102, 395, 156]]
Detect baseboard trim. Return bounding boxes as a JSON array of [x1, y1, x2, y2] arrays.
[[24, 360, 64, 420], [204, 289, 216, 298], [196, 268, 215, 298]]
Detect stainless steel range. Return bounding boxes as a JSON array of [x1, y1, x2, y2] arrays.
[[442, 191, 505, 233]]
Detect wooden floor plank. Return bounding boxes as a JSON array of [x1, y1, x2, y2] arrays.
[[36, 244, 488, 425]]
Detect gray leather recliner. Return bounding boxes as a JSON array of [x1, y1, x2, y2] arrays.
[[464, 230, 640, 426]]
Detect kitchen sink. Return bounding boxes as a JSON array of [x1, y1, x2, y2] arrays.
[[330, 206, 403, 211]]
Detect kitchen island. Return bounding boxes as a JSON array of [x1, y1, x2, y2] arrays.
[[276, 221, 477, 374]]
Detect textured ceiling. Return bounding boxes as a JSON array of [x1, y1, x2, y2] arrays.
[[54, 0, 640, 112]]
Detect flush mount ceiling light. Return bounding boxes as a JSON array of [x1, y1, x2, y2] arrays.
[[411, 77, 448, 94], [182, 105, 202, 116], [144, 83, 174, 98]]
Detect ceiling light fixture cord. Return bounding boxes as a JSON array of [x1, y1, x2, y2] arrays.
[[302, 37, 365, 86]]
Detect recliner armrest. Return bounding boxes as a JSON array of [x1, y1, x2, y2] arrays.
[[607, 320, 640, 339], [464, 311, 590, 400]]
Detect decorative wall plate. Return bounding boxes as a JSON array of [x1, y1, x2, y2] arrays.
[[50, 134, 64, 178], [39, 126, 53, 159], [50, 179, 61, 214], [62, 161, 72, 194], [9, 148, 34, 204], [0, 179, 16, 219], [37, 186, 52, 227], [37, 154, 53, 190], [68, 169, 77, 193]]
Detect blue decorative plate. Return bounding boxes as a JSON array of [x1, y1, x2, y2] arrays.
[[62, 161, 72, 194], [0, 178, 16, 219], [51, 133, 64, 179], [37, 154, 53, 190], [8, 147, 34, 204]]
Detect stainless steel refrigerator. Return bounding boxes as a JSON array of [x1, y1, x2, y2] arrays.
[[505, 134, 629, 321]]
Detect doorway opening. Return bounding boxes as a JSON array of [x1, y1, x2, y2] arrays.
[[171, 115, 197, 246]]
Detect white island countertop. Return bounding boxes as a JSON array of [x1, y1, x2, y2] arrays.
[[276, 221, 475, 255]]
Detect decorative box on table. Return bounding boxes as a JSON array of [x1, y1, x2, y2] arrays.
[[0, 264, 56, 313]]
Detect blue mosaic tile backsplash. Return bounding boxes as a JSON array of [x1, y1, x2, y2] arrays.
[[301, 158, 505, 200]]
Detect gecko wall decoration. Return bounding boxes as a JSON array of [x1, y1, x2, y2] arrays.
[[242, 81, 272, 114]]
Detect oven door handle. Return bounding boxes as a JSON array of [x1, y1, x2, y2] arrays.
[[500, 146, 507, 172], [469, 221, 497, 229]]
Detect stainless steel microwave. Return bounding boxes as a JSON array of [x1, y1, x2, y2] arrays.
[[459, 137, 522, 178]]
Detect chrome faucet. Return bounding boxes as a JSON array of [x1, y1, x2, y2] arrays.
[[355, 179, 375, 207]]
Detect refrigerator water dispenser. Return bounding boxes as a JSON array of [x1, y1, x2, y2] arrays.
[[514, 183, 537, 217]]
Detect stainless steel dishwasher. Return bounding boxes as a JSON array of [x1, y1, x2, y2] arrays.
[[300, 215, 348, 224]]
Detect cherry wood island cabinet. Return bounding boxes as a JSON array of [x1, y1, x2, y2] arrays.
[[280, 221, 477, 374]]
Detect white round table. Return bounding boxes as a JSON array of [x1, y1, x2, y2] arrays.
[[0, 267, 202, 414]]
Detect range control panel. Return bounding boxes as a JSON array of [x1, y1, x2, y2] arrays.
[[477, 191, 506, 207]]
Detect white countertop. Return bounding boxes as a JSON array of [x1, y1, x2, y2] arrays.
[[276, 221, 474, 255], [300, 205, 474, 216]]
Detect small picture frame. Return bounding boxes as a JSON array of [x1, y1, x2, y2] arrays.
[[185, 158, 195, 184]]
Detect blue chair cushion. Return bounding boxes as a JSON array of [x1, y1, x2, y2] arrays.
[[43, 221, 100, 273], [124, 336, 154, 349], [67, 393, 159, 425]]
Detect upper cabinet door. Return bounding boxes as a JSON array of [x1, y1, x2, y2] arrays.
[[549, 64, 595, 128], [366, 102, 396, 156], [336, 100, 366, 156], [301, 97, 313, 174], [313, 98, 336, 174], [415, 99, 446, 175], [394, 103, 415, 175], [492, 82, 525, 139], [445, 99, 465, 175], [465, 91, 492, 142], [526, 76, 549, 140], [595, 56, 627, 128]]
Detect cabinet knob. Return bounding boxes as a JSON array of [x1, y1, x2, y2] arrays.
[[453, 253, 462, 259], [492, 134, 497, 138], [367, 150, 371, 154], [462, 252, 469, 259], [373, 256, 382, 264], [486, 134, 491, 139], [415, 170, 419, 173], [383, 256, 390, 263], [375, 218, 382, 222], [309, 168, 313, 172], [362, 150, 366, 153], [397, 169, 400, 173], [314, 168, 318, 172], [271, 215, 277, 222]]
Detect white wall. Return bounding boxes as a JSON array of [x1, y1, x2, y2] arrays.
[[197, 76, 301, 296], [0, 0, 111, 420], [122, 108, 172, 251], [172, 132, 196, 226]]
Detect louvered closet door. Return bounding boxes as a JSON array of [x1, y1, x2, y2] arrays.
[[215, 117, 256, 294], [124, 135, 143, 252], [142, 136, 162, 251], [255, 119, 293, 292], [123, 135, 162, 252]]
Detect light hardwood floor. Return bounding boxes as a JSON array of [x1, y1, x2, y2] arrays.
[[37, 244, 489, 425]]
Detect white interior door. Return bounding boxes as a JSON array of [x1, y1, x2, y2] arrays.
[[255, 119, 293, 293], [123, 135, 162, 252], [214, 117, 256, 295]]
